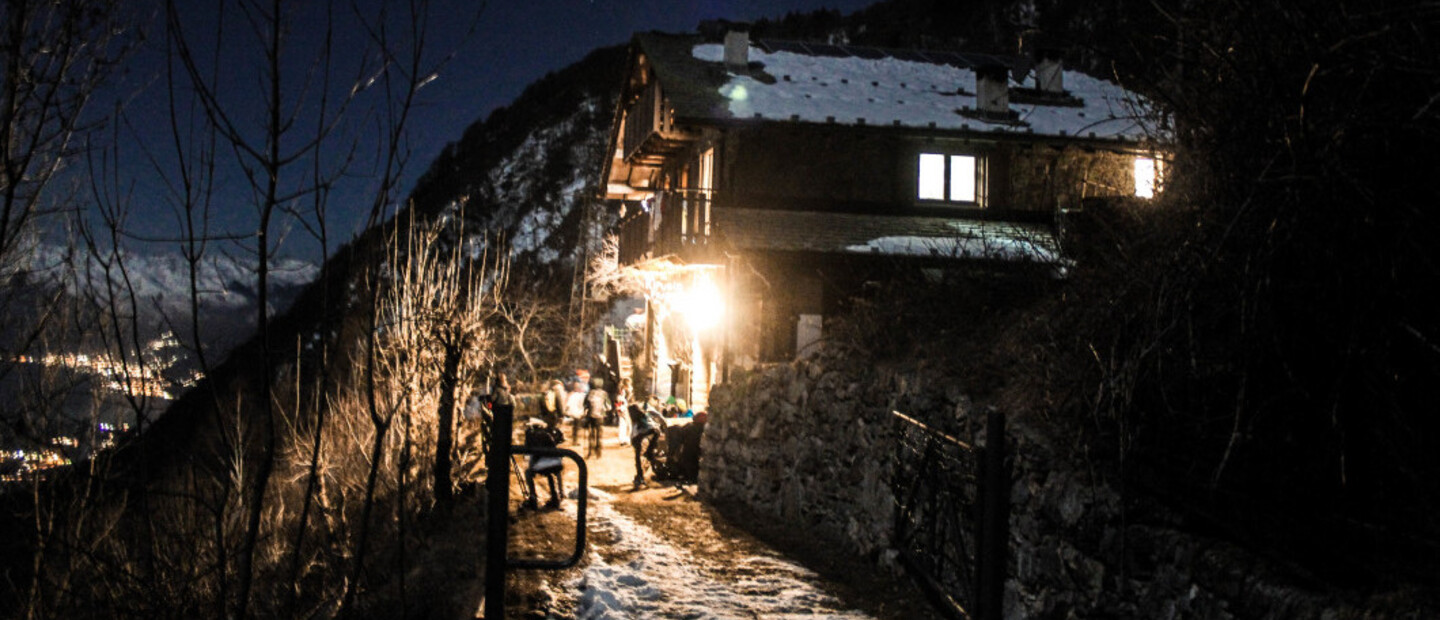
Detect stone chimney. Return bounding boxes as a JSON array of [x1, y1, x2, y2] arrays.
[[975, 64, 1010, 115], [724, 26, 750, 71], [1036, 48, 1064, 93]]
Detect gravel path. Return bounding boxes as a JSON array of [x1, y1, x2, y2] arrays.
[[568, 487, 872, 619], [501, 426, 937, 619]]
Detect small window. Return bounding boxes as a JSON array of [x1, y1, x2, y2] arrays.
[[1134, 156, 1163, 198], [918, 153, 983, 204]]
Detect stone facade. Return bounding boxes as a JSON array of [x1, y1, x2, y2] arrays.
[[701, 356, 920, 560], [699, 351, 1435, 619]]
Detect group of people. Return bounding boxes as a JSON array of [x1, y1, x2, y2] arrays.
[[627, 395, 708, 488], [536, 374, 631, 460], [518, 371, 708, 504]]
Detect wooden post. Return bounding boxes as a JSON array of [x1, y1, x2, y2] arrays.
[[482, 395, 515, 619], [975, 408, 1009, 619]]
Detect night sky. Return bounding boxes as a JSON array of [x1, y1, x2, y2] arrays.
[[97, 0, 875, 263]]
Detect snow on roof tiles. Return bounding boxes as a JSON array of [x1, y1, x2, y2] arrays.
[[716, 208, 1061, 264], [687, 41, 1158, 141]]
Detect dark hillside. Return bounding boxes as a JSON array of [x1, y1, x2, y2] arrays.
[[1064, 0, 1440, 573], [410, 44, 628, 276], [412, 44, 627, 216], [0, 43, 633, 619]]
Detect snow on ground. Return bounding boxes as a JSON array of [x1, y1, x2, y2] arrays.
[[565, 495, 873, 620], [847, 232, 1059, 263]]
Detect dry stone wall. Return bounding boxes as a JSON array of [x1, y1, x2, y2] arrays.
[[701, 354, 976, 562], [699, 352, 1434, 619]]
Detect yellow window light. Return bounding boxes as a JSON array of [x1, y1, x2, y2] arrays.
[[1134, 156, 1163, 198]]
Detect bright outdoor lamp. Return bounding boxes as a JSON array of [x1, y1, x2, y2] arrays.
[[681, 276, 724, 331]]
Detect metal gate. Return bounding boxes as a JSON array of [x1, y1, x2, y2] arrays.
[[892, 409, 1009, 620]]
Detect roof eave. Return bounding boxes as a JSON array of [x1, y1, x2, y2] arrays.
[[669, 113, 1164, 149]]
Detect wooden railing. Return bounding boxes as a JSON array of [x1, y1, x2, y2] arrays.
[[616, 189, 715, 266], [617, 207, 652, 265]]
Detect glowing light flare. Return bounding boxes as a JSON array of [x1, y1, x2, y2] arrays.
[[1134, 156, 1163, 198], [679, 276, 725, 332]]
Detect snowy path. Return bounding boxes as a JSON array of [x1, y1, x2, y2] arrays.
[[552, 488, 873, 619]]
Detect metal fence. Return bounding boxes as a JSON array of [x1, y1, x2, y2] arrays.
[[892, 408, 1009, 620]]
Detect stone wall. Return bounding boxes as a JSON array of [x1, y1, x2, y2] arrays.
[[699, 352, 1435, 619], [701, 353, 975, 562]]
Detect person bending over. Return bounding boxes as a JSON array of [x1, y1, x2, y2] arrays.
[[522, 422, 564, 511], [628, 403, 661, 489]]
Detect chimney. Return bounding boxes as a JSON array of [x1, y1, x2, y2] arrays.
[[1036, 48, 1064, 94], [724, 26, 750, 70], [975, 64, 1010, 115]]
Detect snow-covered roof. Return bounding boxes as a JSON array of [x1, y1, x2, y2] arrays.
[[637, 33, 1159, 143], [716, 209, 1062, 265]]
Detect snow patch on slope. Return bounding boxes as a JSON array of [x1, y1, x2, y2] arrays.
[[479, 96, 605, 262]]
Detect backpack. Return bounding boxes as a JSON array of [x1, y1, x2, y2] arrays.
[[524, 424, 559, 448], [586, 389, 611, 421]]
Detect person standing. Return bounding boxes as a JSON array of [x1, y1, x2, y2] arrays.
[[583, 376, 611, 459], [615, 377, 633, 446], [565, 378, 586, 447], [677, 410, 707, 483], [455, 380, 493, 483], [540, 379, 566, 431]]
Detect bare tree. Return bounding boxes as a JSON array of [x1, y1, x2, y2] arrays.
[[0, 0, 130, 432], [376, 205, 504, 510], [2, 0, 487, 616], [156, 0, 483, 613], [0, 2, 134, 615], [496, 275, 569, 386]]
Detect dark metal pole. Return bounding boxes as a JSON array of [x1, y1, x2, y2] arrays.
[[483, 396, 515, 619], [976, 408, 1009, 619]]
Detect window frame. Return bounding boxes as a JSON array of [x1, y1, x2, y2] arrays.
[[916, 151, 987, 207]]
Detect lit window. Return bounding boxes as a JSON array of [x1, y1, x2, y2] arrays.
[[918, 153, 946, 200], [918, 153, 982, 204], [1134, 156, 1163, 198], [950, 155, 976, 202]]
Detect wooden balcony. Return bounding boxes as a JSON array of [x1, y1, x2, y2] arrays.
[[617, 189, 716, 266], [621, 81, 695, 166]]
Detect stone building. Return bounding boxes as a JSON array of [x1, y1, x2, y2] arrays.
[[597, 27, 1165, 407]]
